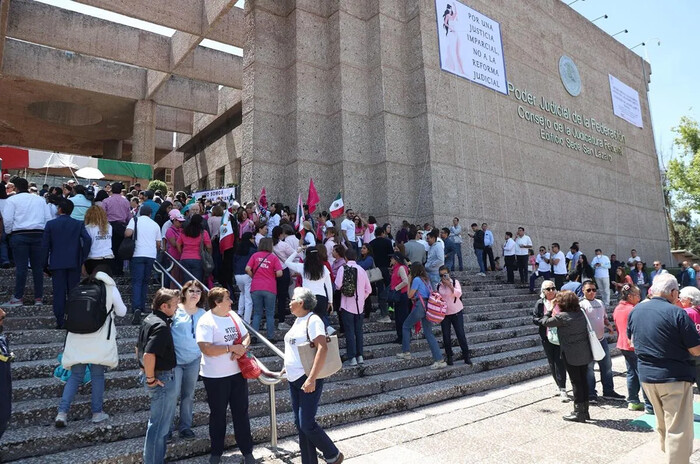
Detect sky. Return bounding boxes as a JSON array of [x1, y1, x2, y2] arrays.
[[567, 0, 700, 167], [32, 0, 700, 168]]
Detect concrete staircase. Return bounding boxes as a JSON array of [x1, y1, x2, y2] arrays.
[[0, 269, 584, 463]]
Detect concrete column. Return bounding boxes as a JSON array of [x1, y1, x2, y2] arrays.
[[102, 139, 123, 159], [132, 99, 156, 165]]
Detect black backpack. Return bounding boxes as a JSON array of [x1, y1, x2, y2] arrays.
[[341, 265, 358, 297], [64, 277, 110, 336]]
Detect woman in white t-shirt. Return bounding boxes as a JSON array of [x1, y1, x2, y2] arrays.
[[83, 205, 114, 275], [282, 287, 344, 464], [285, 247, 333, 326], [195, 287, 255, 464]]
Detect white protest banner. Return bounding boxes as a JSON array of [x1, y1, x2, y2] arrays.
[[192, 187, 237, 202], [609, 74, 643, 128], [435, 0, 507, 94]]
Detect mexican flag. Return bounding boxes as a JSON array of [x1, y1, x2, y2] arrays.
[[294, 194, 304, 232], [329, 192, 344, 218], [219, 209, 235, 254]]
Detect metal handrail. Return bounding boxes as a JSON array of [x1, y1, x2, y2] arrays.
[[152, 256, 284, 452]]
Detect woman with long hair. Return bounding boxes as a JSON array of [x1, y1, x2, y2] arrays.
[[154, 201, 173, 228], [272, 226, 295, 329], [614, 266, 633, 292], [437, 265, 471, 365], [575, 254, 595, 281], [164, 210, 185, 288], [302, 221, 317, 247], [396, 263, 446, 369], [238, 209, 255, 238], [442, 3, 466, 74], [630, 261, 650, 297], [233, 232, 257, 323], [245, 238, 283, 340], [353, 216, 364, 248], [83, 205, 114, 275], [176, 214, 212, 283], [389, 252, 410, 344], [532, 280, 568, 401], [285, 246, 333, 327], [331, 245, 347, 334]]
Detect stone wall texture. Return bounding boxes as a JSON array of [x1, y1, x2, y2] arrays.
[[191, 0, 670, 266]]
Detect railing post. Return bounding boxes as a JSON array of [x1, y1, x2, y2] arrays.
[[269, 384, 278, 454]]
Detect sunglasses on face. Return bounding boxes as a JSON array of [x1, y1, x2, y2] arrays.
[[543, 287, 556, 291], [584, 289, 597, 293]]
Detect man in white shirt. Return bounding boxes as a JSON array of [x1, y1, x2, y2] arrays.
[[529, 246, 551, 293], [416, 230, 430, 252], [125, 206, 162, 325], [340, 209, 356, 252], [580, 280, 625, 402], [482, 223, 496, 272], [590, 249, 611, 306], [2, 177, 52, 307], [266, 203, 280, 237], [549, 242, 567, 289], [514, 227, 532, 285], [502, 231, 516, 284], [627, 249, 641, 269], [448, 217, 463, 272]]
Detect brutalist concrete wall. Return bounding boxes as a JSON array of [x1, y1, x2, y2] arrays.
[[418, 0, 669, 261]]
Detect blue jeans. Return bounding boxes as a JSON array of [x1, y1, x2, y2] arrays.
[[131, 257, 155, 312], [341, 311, 364, 359], [0, 228, 10, 265], [143, 370, 178, 464], [10, 232, 44, 300], [251, 290, 277, 339], [621, 350, 653, 409], [289, 376, 340, 464], [427, 272, 440, 289], [474, 248, 485, 273], [172, 357, 200, 433], [587, 337, 615, 398], [180, 258, 203, 283], [402, 298, 443, 361], [58, 364, 106, 414], [450, 242, 463, 271]]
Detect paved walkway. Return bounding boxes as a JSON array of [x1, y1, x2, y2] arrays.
[[187, 356, 700, 463]]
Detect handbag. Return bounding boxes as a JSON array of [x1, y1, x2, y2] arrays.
[[367, 267, 383, 283], [200, 234, 215, 276], [546, 327, 560, 345], [581, 309, 606, 361], [228, 313, 262, 379], [117, 217, 137, 260], [297, 314, 342, 379]]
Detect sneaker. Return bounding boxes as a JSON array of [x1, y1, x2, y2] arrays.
[[478, 272, 486, 277], [395, 352, 412, 360], [34, 298, 43, 306], [559, 389, 570, 403], [645, 407, 655, 415], [357, 355, 364, 364], [628, 402, 645, 411], [131, 309, 142, 326], [588, 396, 598, 404], [377, 316, 392, 323], [3, 298, 22, 308], [91, 412, 110, 423], [179, 428, 196, 440], [602, 391, 626, 401], [345, 357, 358, 367], [278, 322, 292, 330], [430, 360, 447, 370], [55, 412, 67, 427]]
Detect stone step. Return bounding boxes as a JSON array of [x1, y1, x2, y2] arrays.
[[1, 348, 548, 462]]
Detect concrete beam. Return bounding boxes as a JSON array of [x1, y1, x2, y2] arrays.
[[2, 39, 220, 115], [155, 129, 175, 151], [156, 106, 193, 134], [7, 0, 241, 88], [71, 0, 243, 47], [0, 0, 10, 70], [207, 7, 244, 49]]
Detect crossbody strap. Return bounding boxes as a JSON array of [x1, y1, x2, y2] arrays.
[[252, 253, 272, 276], [227, 312, 243, 345]]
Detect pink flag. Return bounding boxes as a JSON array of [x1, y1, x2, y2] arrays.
[[307, 178, 320, 214], [258, 187, 268, 209]]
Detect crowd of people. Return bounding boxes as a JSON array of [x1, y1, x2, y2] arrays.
[[2, 173, 700, 463]]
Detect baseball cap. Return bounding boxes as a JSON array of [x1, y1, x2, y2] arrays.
[[169, 209, 185, 222]]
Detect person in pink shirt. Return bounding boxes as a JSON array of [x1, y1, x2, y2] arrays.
[[437, 265, 470, 365], [612, 284, 651, 412], [164, 210, 185, 288], [245, 238, 283, 340], [176, 214, 212, 283], [334, 248, 372, 366], [679, 286, 700, 393], [238, 210, 255, 238], [389, 253, 410, 344]]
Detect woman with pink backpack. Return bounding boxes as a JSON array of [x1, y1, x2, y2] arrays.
[[395, 263, 446, 369]]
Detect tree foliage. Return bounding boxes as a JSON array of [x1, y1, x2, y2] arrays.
[[147, 179, 168, 195], [666, 116, 700, 251]]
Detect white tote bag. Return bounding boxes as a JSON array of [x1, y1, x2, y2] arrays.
[[581, 310, 606, 362]]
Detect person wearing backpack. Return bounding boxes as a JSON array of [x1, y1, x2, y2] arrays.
[[41, 199, 92, 329], [396, 263, 446, 369], [55, 267, 127, 427], [334, 248, 372, 366], [437, 266, 471, 365]]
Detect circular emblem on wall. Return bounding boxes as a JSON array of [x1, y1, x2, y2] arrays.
[[559, 55, 581, 97]]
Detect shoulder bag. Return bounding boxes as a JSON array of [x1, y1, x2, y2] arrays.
[[367, 266, 383, 283], [297, 314, 341, 379], [200, 233, 215, 276], [227, 312, 262, 379], [117, 217, 137, 260], [581, 309, 605, 361]]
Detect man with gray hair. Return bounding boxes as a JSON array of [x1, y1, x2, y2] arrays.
[[628, 273, 700, 464]]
